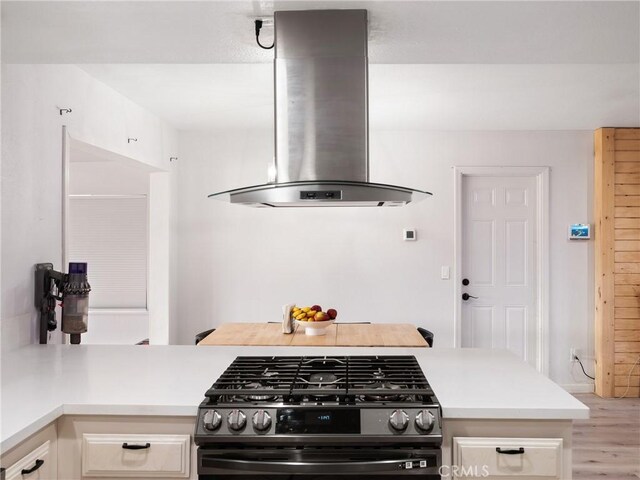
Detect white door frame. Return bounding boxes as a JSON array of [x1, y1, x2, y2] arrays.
[[453, 166, 550, 375]]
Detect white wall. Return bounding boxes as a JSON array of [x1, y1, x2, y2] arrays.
[[1, 64, 177, 350], [175, 129, 594, 388], [0, 62, 596, 387]]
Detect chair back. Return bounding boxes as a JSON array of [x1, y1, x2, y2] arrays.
[[195, 328, 216, 345], [417, 327, 434, 347]]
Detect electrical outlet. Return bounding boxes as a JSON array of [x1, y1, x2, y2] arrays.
[[570, 348, 578, 362]]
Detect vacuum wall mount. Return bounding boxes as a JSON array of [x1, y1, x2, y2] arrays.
[[34, 262, 91, 344]]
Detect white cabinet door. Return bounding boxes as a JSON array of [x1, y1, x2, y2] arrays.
[[82, 434, 190, 478], [5, 441, 55, 480], [452, 437, 563, 479], [57, 415, 196, 480]]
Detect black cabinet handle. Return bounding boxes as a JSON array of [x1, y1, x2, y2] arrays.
[[122, 442, 150, 450], [21, 459, 44, 475], [496, 447, 525, 455]]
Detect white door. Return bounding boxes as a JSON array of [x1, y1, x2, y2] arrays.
[[461, 175, 538, 366]]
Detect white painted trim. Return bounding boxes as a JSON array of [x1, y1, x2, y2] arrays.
[[561, 383, 594, 394], [453, 166, 550, 375], [538, 168, 551, 376], [69, 194, 148, 199], [148, 172, 171, 345], [62, 126, 70, 269], [89, 308, 149, 315], [61, 126, 71, 345], [453, 170, 463, 348]]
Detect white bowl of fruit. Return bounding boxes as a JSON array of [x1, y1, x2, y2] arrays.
[[292, 305, 338, 336]]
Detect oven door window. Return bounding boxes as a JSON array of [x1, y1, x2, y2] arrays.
[[198, 447, 441, 478]]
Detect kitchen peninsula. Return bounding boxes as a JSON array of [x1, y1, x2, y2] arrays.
[[1, 345, 588, 479]]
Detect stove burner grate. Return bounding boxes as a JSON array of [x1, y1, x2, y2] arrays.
[[204, 355, 435, 405]]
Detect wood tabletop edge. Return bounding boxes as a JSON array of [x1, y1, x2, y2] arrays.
[[198, 322, 428, 347]]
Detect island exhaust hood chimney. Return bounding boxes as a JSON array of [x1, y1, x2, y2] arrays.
[[209, 9, 431, 207]]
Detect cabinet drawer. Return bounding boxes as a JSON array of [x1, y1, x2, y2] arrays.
[[5, 441, 54, 480], [453, 437, 562, 479], [82, 434, 190, 478]]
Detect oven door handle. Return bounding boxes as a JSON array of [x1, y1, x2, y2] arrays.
[[202, 457, 427, 473]]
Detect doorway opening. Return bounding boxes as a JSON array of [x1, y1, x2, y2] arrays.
[[63, 132, 163, 345]]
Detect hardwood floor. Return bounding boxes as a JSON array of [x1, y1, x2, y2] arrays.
[[573, 393, 640, 479]]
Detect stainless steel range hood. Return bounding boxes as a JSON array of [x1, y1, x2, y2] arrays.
[[209, 9, 431, 207]]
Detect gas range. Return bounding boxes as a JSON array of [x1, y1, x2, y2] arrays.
[[195, 355, 442, 442], [195, 356, 442, 479], [195, 355, 441, 442]]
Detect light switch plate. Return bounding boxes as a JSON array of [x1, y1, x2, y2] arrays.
[[403, 229, 417, 241], [441, 266, 450, 280]]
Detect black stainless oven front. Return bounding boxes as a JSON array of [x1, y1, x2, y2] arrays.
[[197, 445, 441, 479]]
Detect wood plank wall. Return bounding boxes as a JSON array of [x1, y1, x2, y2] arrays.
[[595, 128, 640, 397]]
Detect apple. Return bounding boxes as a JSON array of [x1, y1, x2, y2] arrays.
[[327, 308, 338, 319], [311, 305, 322, 312], [314, 311, 330, 322]]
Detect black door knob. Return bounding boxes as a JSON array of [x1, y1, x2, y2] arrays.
[[462, 278, 470, 286], [462, 293, 478, 301]]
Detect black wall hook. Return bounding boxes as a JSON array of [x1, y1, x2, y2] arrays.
[[58, 108, 72, 116], [127, 138, 138, 143]]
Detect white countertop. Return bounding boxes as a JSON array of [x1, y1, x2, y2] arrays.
[[0, 345, 588, 452]]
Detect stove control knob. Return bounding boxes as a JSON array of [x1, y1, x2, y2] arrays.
[[252, 410, 272, 432], [415, 410, 435, 433], [203, 410, 222, 431], [389, 409, 409, 432], [228, 409, 247, 432]]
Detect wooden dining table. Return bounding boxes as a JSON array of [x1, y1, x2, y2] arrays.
[[197, 322, 428, 347]]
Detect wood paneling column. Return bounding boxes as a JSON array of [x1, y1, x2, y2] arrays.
[[595, 128, 640, 398]]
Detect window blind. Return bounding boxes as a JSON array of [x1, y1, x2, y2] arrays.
[[68, 196, 148, 309]]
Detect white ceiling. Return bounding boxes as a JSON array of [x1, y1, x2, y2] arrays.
[[3, 1, 638, 64], [3, 1, 639, 131]]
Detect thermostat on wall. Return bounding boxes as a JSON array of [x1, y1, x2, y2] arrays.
[[403, 229, 417, 241], [568, 224, 590, 240]]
